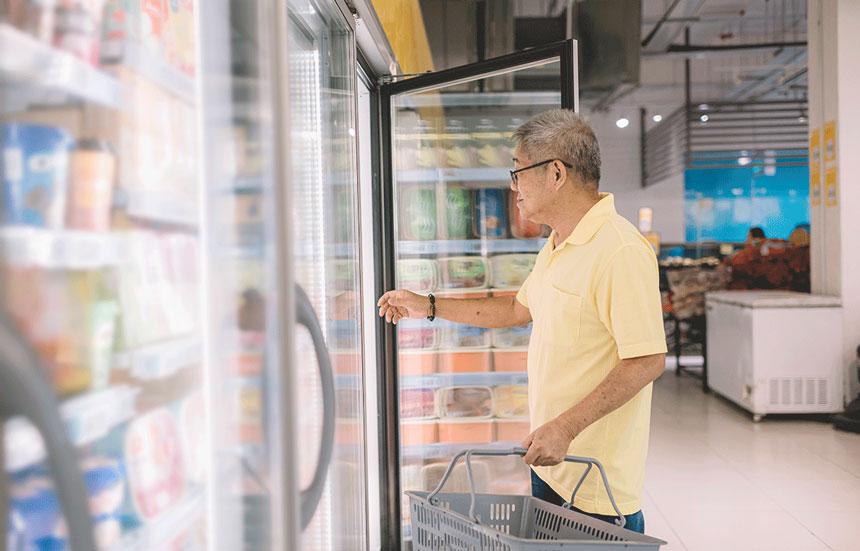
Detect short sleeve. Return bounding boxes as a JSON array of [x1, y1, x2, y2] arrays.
[[516, 270, 532, 308], [594, 244, 668, 359]]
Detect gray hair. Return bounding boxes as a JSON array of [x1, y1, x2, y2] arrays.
[[512, 109, 601, 186]]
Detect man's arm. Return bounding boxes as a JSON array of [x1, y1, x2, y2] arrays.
[[522, 353, 665, 466], [377, 289, 532, 328]]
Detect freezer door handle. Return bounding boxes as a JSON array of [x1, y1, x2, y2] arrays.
[[295, 285, 336, 530], [0, 313, 96, 551]]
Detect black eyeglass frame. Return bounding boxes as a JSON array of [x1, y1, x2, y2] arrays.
[[510, 159, 574, 183]]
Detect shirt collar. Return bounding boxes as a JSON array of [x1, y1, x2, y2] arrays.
[[550, 192, 616, 250]]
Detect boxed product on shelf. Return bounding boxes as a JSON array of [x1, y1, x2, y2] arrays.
[[331, 350, 361, 375], [398, 350, 437, 376], [437, 256, 488, 289], [441, 185, 473, 240], [438, 319, 490, 349], [65, 138, 116, 232], [401, 419, 438, 446], [473, 188, 508, 239], [492, 349, 528, 372], [437, 419, 494, 443], [437, 386, 493, 419], [396, 258, 437, 293], [400, 387, 437, 420], [397, 318, 438, 350], [53, 0, 106, 65], [441, 119, 475, 168], [337, 387, 362, 419], [495, 419, 530, 443], [399, 184, 436, 240], [471, 118, 508, 168], [509, 190, 543, 238], [493, 385, 528, 418], [491, 323, 532, 349], [335, 419, 362, 445], [437, 349, 491, 373], [489, 253, 536, 289], [1, 123, 73, 229]]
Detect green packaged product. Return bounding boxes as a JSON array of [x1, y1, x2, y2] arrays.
[[445, 186, 472, 239], [400, 186, 437, 240]]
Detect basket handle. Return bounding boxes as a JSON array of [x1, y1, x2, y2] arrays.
[[426, 447, 626, 529]]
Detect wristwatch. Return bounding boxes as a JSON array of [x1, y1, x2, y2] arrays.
[[427, 293, 436, 322]]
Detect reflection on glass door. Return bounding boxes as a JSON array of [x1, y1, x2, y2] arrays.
[[288, 1, 368, 550], [383, 43, 576, 546]]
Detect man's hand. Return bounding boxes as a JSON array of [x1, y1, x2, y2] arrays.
[[521, 417, 578, 467], [377, 289, 430, 324]]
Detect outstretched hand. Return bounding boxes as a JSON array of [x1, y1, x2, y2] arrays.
[[377, 289, 430, 324]]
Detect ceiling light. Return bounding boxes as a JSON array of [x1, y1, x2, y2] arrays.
[[652, 114, 663, 123], [699, 114, 710, 123], [738, 156, 751, 166], [698, 103, 710, 111], [616, 118, 630, 129], [798, 115, 807, 123]]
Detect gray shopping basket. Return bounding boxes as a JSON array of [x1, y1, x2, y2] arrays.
[[406, 447, 666, 550]]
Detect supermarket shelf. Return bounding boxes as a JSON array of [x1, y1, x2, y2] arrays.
[[114, 336, 201, 380], [120, 188, 199, 229], [398, 239, 545, 255], [231, 175, 265, 193], [4, 385, 139, 472], [398, 91, 560, 108], [399, 371, 527, 389], [0, 24, 121, 108], [115, 489, 204, 551], [0, 227, 121, 269], [397, 167, 510, 184], [115, 42, 196, 104]]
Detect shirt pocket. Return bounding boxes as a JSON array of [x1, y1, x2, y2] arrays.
[[541, 285, 583, 346]]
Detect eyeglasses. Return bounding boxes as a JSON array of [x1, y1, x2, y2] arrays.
[[510, 159, 573, 183]]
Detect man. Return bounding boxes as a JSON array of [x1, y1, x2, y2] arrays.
[[377, 109, 666, 533]]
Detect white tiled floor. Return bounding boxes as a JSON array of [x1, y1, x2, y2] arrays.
[[643, 373, 860, 551]]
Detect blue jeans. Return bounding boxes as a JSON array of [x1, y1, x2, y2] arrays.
[[530, 469, 645, 534]]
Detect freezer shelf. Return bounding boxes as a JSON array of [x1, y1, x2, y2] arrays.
[[0, 227, 121, 269], [398, 239, 545, 255], [396, 168, 511, 184], [112, 488, 204, 551], [110, 42, 196, 105], [117, 188, 200, 229], [113, 336, 201, 381], [0, 23, 121, 109], [4, 384, 139, 472]]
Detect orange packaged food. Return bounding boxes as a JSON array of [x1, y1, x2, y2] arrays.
[[438, 350, 491, 373], [400, 420, 438, 446], [496, 419, 530, 443], [492, 349, 528, 372], [399, 350, 437, 375], [437, 419, 495, 444]]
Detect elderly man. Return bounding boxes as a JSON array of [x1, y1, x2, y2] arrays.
[[377, 109, 666, 533]]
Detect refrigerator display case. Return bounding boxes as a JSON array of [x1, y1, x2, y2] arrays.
[[375, 40, 578, 546]]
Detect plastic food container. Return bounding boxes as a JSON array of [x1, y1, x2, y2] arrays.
[[421, 458, 491, 493], [439, 320, 491, 349], [82, 456, 125, 517], [336, 419, 362, 445], [397, 258, 438, 293], [438, 350, 491, 373], [473, 189, 508, 239], [493, 349, 528, 372], [438, 386, 493, 419], [401, 420, 438, 446], [492, 324, 532, 349], [437, 256, 488, 289], [493, 385, 529, 418], [400, 388, 437, 420], [399, 185, 437, 240], [496, 419, 531, 443], [399, 350, 437, 375], [489, 254, 536, 289], [397, 318, 438, 350], [437, 419, 495, 443], [332, 351, 361, 375]]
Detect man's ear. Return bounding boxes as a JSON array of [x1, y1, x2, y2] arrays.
[[552, 160, 566, 190]]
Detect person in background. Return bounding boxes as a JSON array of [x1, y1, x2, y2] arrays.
[[377, 109, 666, 533], [746, 226, 766, 247]]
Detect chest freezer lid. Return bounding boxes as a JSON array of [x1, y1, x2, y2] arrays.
[[705, 290, 842, 309]]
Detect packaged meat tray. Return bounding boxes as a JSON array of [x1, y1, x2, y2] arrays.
[[437, 256, 488, 289], [491, 323, 532, 348], [438, 386, 493, 419], [400, 387, 437, 420], [489, 254, 536, 289], [439, 320, 491, 349], [397, 318, 438, 350], [397, 258, 438, 293], [438, 419, 495, 443], [493, 385, 529, 418], [401, 420, 438, 446], [438, 350, 492, 373]]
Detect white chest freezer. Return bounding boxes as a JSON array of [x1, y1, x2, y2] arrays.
[[705, 290, 843, 420]]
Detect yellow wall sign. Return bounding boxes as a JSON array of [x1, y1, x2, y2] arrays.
[[825, 166, 839, 207], [810, 129, 822, 207], [824, 120, 837, 163]]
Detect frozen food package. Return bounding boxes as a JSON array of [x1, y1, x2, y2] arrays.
[[399, 185, 437, 240], [491, 323, 532, 349], [123, 408, 186, 521], [509, 190, 543, 238], [65, 139, 115, 231], [337, 387, 361, 419], [1, 123, 72, 228], [438, 350, 491, 373], [437, 419, 494, 443], [496, 419, 530, 444], [178, 391, 206, 485], [471, 118, 506, 168], [398, 350, 437, 376], [493, 385, 529, 418], [8, 476, 64, 548], [442, 119, 475, 168], [438, 386, 493, 418], [397, 318, 438, 350], [400, 420, 438, 447], [421, 458, 491, 493], [493, 349, 528, 372], [442, 186, 473, 239], [400, 387, 437, 419], [86, 300, 118, 390], [82, 455, 125, 518], [397, 258, 438, 293], [473, 188, 507, 239], [439, 320, 491, 349], [54, 1, 105, 65], [489, 254, 536, 289], [437, 256, 488, 289]]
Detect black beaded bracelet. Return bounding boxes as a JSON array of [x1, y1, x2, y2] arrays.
[[427, 293, 436, 322]]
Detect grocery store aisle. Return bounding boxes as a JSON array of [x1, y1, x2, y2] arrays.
[[643, 374, 860, 551]]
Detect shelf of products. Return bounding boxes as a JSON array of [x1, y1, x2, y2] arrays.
[[0, 227, 121, 269], [398, 239, 544, 256], [113, 336, 201, 381], [396, 168, 511, 184], [4, 385, 139, 472], [118, 189, 200, 229], [112, 42, 196, 105], [114, 489, 204, 551], [0, 24, 121, 108]]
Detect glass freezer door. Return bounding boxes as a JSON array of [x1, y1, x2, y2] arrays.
[[378, 40, 578, 547]]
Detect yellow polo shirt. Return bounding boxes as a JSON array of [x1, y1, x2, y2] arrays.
[[516, 192, 666, 516]]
